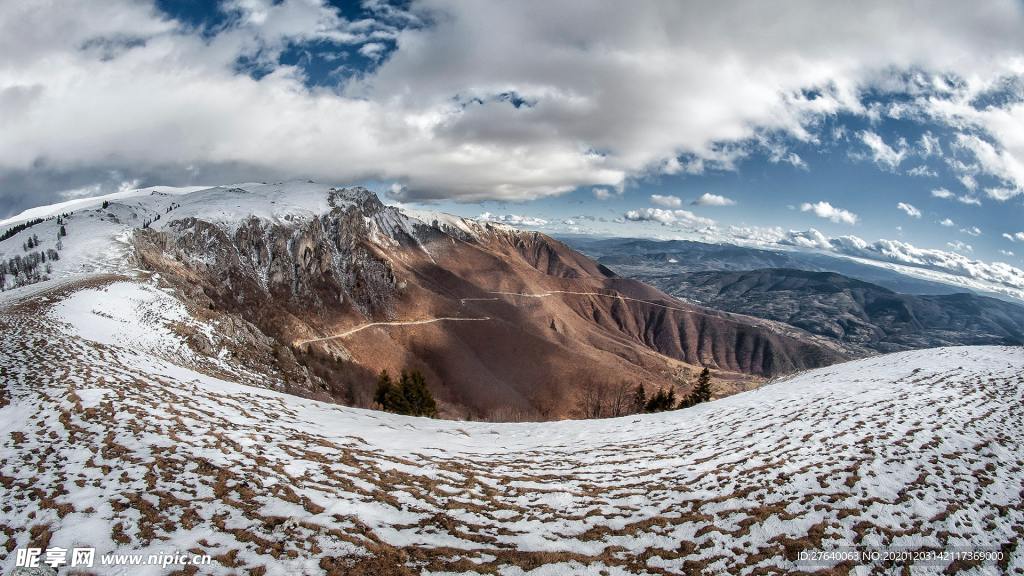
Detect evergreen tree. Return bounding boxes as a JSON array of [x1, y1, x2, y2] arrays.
[[679, 367, 713, 408], [644, 387, 677, 413], [399, 370, 438, 417], [374, 369, 437, 417], [694, 367, 712, 403]]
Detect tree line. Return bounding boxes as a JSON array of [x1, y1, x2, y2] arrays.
[[0, 214, 69, 291], [577, 367, 714, 419]]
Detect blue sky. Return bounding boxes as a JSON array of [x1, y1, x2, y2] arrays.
[[403, 109, 1021, 266], [1, 0, 1024, 296]]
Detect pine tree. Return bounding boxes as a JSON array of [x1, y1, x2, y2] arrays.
[[694, 367, 712, 403], [399, 370, 438, 417], [374, 369, 437, 417], [679, 367, 713, 408], [374, 370, 399, 411]]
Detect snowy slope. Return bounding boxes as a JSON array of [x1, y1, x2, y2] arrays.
[[2, 278, 1022, 574], [0, 185, 212, 230], [0, 181, 490, 301]]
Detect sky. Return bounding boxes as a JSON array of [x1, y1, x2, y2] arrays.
[[2, 0, 1024, 297]]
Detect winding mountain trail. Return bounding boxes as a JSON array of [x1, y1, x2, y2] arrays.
[[293, 316, 492, 346], [299, 290, 692, 349]]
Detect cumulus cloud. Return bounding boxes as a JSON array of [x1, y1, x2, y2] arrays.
[[477, 212, 548, 227], [931, 187, 984, 206], [960, 226, 982, 237], [939, 218, 955, 227], [1000, 249, 1015, 257], [691, 193, 736, 206], [650, 194, 683, 208], [947, 241, 973, 253], [3, 0, 1024, 215], [859, 131, 908, 171], [896, 202, 921, 218], [1004, 232, 1024, 242], [955, 134, 1024, 195], [800, 201, 858, 225], [623, 208, 715, 228], [592, 188, 616, 200]]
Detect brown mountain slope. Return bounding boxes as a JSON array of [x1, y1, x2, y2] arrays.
[[132, 185, 845, 419]]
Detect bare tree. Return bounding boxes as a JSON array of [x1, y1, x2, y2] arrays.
[[576, 380, 641, 419]]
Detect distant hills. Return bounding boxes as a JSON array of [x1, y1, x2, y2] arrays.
[[639, 267, 1024, 355], [562, 235, 989, 297], [560, 236, 1024, 356]]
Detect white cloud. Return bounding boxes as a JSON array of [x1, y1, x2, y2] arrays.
[[959, 174, 979, 192], [58, 178, 140, 199], [859, 131, 907, 170], [939, 218, 955, 227], [691, 193, 736, 206], [896, 202, 921, 218], [955, 134, 1024, 194], [3, 0, 1024, 211], [932, 186, 984, 206], [623, 208, 715, 228], [907, 165, 937, 177], [358, 42, 388, 61], [650, 194, 683, 208], [946, 240, 973, 253], [770, 229, 1024, 301], [918, 131, 942, 158], [592, 188, 614, 200], [1004, 232, 1024, 242], [800, 201, 858, 225], [960, 226, 982, 237], [477, 212, 548, 227], [783, 152, 808, 170], [1000, 249, 1015, 257], [985, 187, 1024, 201]]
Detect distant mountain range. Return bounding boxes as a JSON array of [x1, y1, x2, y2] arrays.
[[637, 267, 1024, 355], [560, 236, 1024, 356], [561, 235, 991, 297]]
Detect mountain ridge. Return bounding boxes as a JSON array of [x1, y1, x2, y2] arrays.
[[1, 181, 845, 419]]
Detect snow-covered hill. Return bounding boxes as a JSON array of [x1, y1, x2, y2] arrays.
[[0, 182, 488, 299], [2, 276, 1022, 574]]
